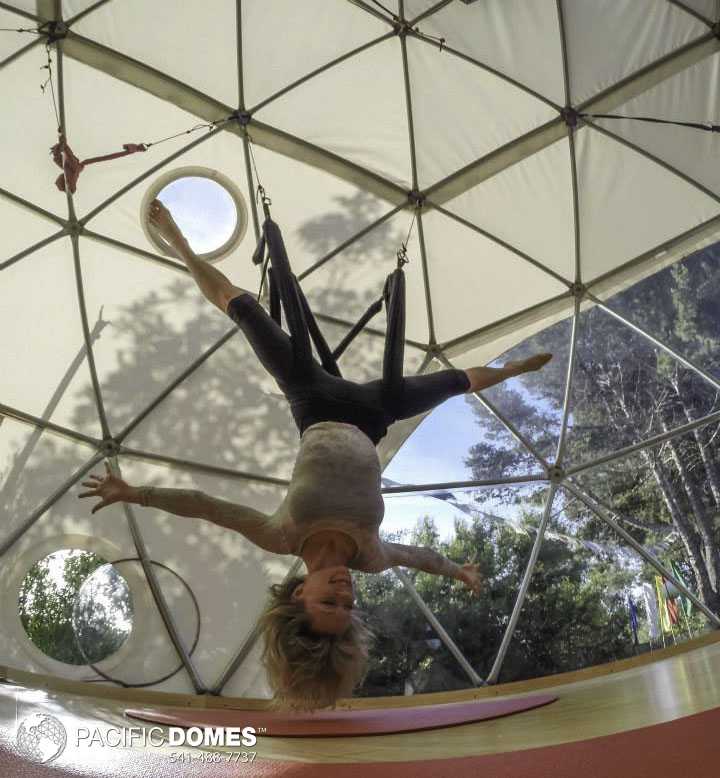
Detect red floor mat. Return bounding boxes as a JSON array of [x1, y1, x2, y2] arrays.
[[125, 693, 557, 737]]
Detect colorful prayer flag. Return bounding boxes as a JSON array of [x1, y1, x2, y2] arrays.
[[628, 595, 639, 646], [669, 561, 693, 619], [655, 576, 674, 633], [642, 582, 660, 640]]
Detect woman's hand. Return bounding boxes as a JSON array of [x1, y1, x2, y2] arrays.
[[78, 461, 132, 515], [458, 562, 485, 596], [148, 198, 187, 251]]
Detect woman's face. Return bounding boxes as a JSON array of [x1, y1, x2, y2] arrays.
[[292, 565, 356, 635]]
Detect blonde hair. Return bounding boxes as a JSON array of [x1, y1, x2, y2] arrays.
[[258, 575, 374, 712]]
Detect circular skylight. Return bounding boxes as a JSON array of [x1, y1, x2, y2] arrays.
[[141, 167, 248, 263]]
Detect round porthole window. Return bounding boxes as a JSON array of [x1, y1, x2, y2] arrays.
[[141, 166, 248, 263], [17, 549, 133, 666]]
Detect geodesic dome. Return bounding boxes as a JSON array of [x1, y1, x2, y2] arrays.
[[2, 0, 720, 698]]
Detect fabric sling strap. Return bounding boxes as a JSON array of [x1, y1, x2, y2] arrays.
[[254, 216, 405, 385]]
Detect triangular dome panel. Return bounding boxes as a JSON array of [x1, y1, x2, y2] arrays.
[[242, 0, 391, 109], [586, 51, 720, 200], [576, 126, 720, 284], [2, 239, 104, 439], [420, 208, 567, 343], [407, 33, 557, 189], [404, 0, 565, 106], [72, 0, 240, 107], [443, 135, 575, 284], [563, 0, 707, 105], [78, 236, 234, 435], [255, 37, 412, 188]]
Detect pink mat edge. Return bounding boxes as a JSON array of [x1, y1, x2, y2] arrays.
[[124, 693, 559, 738]]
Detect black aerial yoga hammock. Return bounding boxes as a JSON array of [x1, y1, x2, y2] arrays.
[[226, 217, 470, 446]]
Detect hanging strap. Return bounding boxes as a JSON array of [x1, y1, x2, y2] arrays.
[[267, 267, 282, 326], [578, 112, 720, 133], [256, 217, 392, 377], [50, 133, 147, 194], [332, 297, 384, 361], [292, 275, 343, 378], [381, 267, 406, 402]]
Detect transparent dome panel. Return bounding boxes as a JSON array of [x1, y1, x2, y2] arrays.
[[157, 176, 238, 255], [72, 562, 134, 665]]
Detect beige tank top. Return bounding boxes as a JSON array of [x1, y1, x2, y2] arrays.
[[273, 421, 388, 572]]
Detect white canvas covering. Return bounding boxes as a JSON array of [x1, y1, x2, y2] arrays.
[[2, 0, 720, 696]]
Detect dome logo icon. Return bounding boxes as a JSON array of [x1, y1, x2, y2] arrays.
[[16, 713, 67, 764]]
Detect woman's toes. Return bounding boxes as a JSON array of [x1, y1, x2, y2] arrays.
[[527, 352, 553, 370], [504, 353, 553, 373]]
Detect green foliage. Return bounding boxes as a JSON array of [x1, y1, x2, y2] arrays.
[[356, 512, 636, 694], [357, 244, 720, 694], [17, 550, 127, 666], [466, 244, 720, 612]]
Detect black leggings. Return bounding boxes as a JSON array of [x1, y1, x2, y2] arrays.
[[227, 219, 470, 445]]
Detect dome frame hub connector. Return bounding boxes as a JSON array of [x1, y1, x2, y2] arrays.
[[66, 220, 84, 238], [230, 110, 252, 129], [560, 106, 582, 129], [393, 18, 413, 37], [100, 439, 120, 459], [408, 189, 425, 209], [39, 20, 69, 44], [569, 281, 586, 300], [546, 464, 565, 484]]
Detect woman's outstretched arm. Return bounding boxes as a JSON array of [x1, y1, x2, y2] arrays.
[[78, 462, 288, 554], [380, 541, 484, 595]]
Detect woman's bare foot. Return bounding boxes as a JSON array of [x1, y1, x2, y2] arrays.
[[464, 353, 553, 392], [503, 352, 553, 376]]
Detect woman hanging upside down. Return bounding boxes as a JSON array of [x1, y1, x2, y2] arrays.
[[78, 198, 552, 711]]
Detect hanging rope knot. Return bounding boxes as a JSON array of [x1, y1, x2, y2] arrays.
[[256, 184, 272, 220], [256, 184, 271, 206], [122, 143, 147, 153], [50, 133, 84, 194], [40, 45, 54, 97], [396, 244, 410, 267], [0, 25, 43, 34], [396, 201, 418, 268], [413, 26, 446, 51], [50, 133, 149, 193]]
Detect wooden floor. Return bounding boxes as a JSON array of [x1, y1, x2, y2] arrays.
[[1, 632, 719, 770], [252, 633, 720, 763]]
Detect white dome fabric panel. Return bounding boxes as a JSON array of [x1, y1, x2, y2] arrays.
[[407, 36, 558, 188], [2, 0, 720, 696], [240, 0, 390, 108], [3, 240, 103, 438], [71, 0, 240, 107], [587, 51, 720, 197], [443, 137, 576, 283], [404, 0, 566, 106], [575, 127, 720, 283], [256, 38, 414, 188], [561, 0, 707, 105]]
